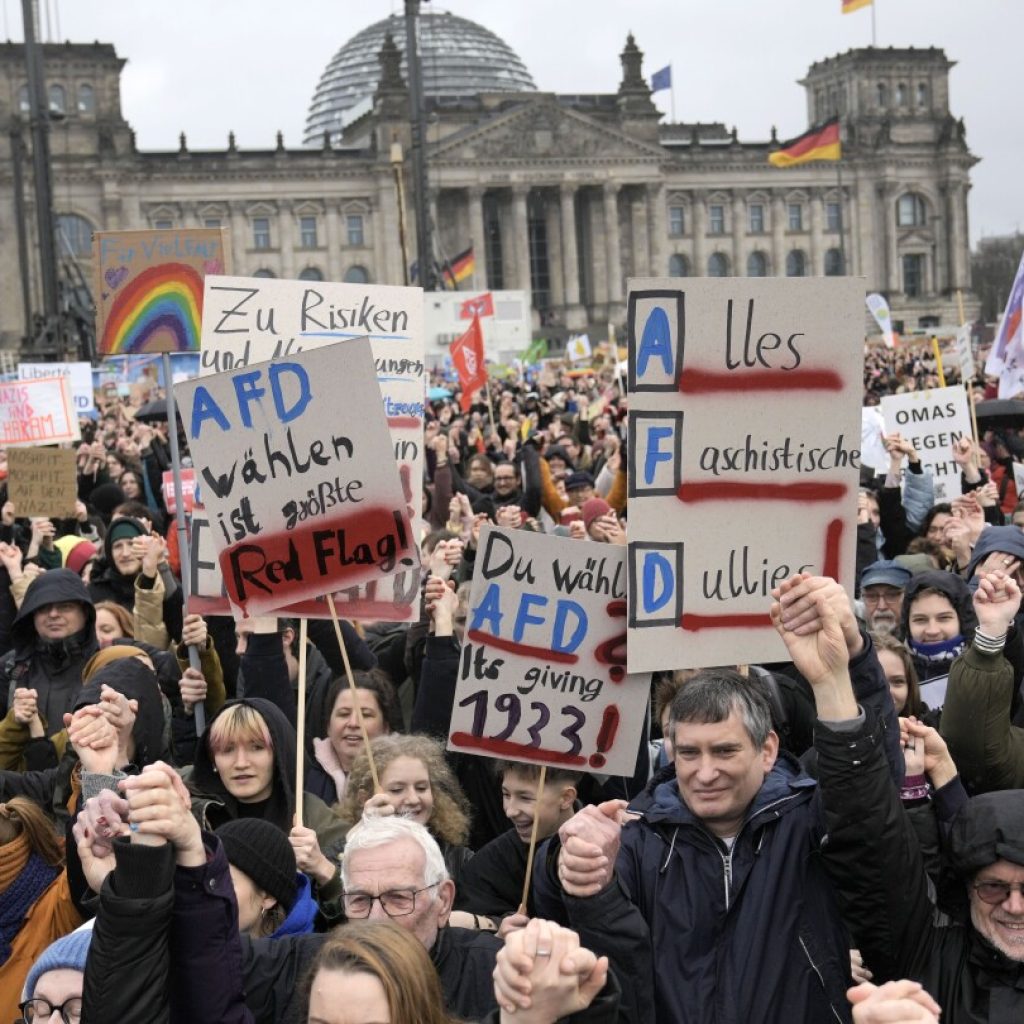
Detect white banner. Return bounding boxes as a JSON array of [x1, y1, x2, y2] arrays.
[[19, 362, 95, 415]]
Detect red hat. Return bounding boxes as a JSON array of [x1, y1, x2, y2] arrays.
[[581, 497, 612, 532], [54, 536, 97, 576]]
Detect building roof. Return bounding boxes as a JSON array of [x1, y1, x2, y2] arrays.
[[303, 8, 536, 144]]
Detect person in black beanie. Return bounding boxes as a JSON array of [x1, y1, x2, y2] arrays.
[[216, 818, 317, 939]]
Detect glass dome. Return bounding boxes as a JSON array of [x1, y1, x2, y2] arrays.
[[304, 9, 536, 144]]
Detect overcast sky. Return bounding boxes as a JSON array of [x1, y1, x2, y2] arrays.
[[8, 0, 1020, 244]]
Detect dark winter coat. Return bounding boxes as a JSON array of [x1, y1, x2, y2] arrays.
[[818, 709, 1024, 1024], [534, 754, 854, 1024], [0, 568, 97, 726]]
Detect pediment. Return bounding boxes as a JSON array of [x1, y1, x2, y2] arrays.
[[431, 99, 664, 164]]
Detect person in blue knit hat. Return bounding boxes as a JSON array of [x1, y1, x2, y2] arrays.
[[20, 924, 92, 1023]]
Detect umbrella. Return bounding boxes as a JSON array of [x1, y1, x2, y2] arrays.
[[974, 400, 1024, 431], [134, 398, 168, 423], [428, 386, 452, 401]]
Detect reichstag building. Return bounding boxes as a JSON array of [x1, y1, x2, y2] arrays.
[[0, 9, 978, 349]]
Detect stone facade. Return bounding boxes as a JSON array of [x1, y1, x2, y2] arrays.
[[0, 36, 978, 352]]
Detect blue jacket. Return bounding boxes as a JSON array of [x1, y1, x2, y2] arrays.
[[534, 755, 852, 1024], [272, 874, 317, 938]]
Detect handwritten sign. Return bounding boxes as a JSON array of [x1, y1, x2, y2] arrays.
[[174, 339, 416, 619], [161, 468, 196, 516], [93, 228, 229, 355], [199, 275, 425, 620], [448, 527, 649, 776], [0, 378, 79, 448], [19, 362, 95, 415], [955, 326, 975, 382], [626, 278, 863, 672], [7, 447, 77, 517], [881, 386, 971, 502]]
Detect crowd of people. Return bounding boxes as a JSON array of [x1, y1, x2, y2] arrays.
[[0, 332, 1020, 1024]]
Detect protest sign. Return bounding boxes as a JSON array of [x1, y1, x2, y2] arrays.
[[1013, 462, 1024, 498], [6, 447, 77, 517], [955, 325, 975, 382], [626, 277, 863, 673], [174, 339, 416, 619], [881, 386, 971, 501], [860, 406, 890, 474], [162, 468, 196, 516], [19, 362, 95, 415], [0, 377, 79, 447], [198, 275, 424, 620], [448, 526, 648, 776], [93, 228, 228, 355]]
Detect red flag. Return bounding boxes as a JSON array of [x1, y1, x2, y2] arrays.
[[450, 314, 487, 412], [459, 292, 494, 320]]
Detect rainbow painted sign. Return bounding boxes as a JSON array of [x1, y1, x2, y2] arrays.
[[93, 228, 230, 355]]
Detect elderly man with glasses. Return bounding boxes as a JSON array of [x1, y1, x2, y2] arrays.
[[859, 559, 913, 638]]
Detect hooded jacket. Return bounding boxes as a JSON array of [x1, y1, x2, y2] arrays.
[[0, 569, 98, 727], [901, 570, 977, 681], [534, 754, 853, 1024], [184, 699, 347, 863]]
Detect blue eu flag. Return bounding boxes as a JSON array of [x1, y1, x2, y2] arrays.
[[651, 65, 672, 93]]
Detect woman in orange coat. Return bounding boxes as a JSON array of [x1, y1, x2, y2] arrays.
[[0, 797, 81, 1021]]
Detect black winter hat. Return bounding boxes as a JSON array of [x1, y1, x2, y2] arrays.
[[949, 791, 1024, 876], [104, 517, 148, 563], [216, 818, 298, 913]]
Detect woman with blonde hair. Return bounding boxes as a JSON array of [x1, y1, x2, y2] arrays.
[[338, 733, 473, 887], [0, 797, 81, 1020]]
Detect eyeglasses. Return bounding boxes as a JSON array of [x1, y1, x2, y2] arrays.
[[19, 997, 83, 1023], [342, 883, 438, 918], [862, 590, 903, 606], [972, 880, 1024, 905]]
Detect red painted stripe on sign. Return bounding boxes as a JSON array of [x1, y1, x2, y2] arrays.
[[678, 368, 844, 394], [681, 613, 773, 631], [467, 629, 579, 664], [823, 517, 844, 580], [449, 732, 587, 766], [387, 416, 421, 429], [677, 481, 848, 503]]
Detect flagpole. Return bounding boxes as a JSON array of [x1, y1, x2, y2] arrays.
[[670, 62, 675, 123], [836, 155, 847, 275], [871, 0, 877, 46]]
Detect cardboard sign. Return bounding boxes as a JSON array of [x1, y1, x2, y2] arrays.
[[19, 362, 95, 415], [0, 378, 80, 447], [448, 527, 649, 776], [1013, 462, 1024, 497], [198, 275, 425, 620], [6, 447, 78, 517], [93, 228, 229, 355], [955, 325, 975, 382], [174, 339, 416, 619], [626, 278, 863, 673], [162, 468, 196, 516], [881, 386, 971, 502]]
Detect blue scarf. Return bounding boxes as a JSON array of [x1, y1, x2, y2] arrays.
[[909, 634, 966, 668], [0, 849, 59, 963]]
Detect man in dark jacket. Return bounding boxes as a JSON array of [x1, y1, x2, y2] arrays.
[[533, 575, 902, 1024], [0, 568, 98, 725], [793, 569, 1024, 1023]]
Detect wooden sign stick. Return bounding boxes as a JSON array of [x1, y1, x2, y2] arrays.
[[517, 764, 547, 916], [326, 593, 380, 792], [295, 616, 308, 825]]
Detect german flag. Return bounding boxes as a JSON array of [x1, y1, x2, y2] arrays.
[[842, 0, 872, 12], [443, 246, 475, 288], [768, 117, 841, 168]]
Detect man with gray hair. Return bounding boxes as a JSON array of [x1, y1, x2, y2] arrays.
[[239, 815, 502, 1022]]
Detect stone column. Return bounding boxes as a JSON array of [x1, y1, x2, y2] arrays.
[[731, 192, 745, 275], [370, 199, 387, 285], [691, 191, 707, 276], [809, 189, 824, 276], [229, 201, 248, 275], [513, 186, 532, 297], [946, 182, 969, 291], [880, 184, 900, 293], [467, 187, 487, 290], [279, 201, 296, 279], [603, 183, 623, 304], [771, 193, 786, 275], [324, 200, 342, 281], [559, 185, 580, 307], [646, 182, 666, 278], [546, 191, 565, 306]]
